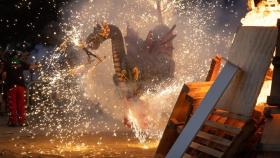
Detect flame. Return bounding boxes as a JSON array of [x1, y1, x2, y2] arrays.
[[127, 108, 149, 143], [257, 80, 272, 105], [127, 141, 159, 149], [242, 0, 280, 26], [247, 0, 256, 10]]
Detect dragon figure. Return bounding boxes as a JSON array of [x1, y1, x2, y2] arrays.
[[83, 23, 176, 99]]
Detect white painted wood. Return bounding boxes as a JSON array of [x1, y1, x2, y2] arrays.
[[166, 62, 239, 158], [217, 27, 278, 116]]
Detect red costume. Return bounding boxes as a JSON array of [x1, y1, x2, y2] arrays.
[[5, 57, 29, 126]]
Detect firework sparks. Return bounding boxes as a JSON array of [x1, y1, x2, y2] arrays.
[[11, 0, 238, 156]]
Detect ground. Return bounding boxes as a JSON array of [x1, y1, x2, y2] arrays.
[[0, 115, 157, 158]]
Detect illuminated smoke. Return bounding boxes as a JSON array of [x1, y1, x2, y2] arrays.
[[20, 0, 237, 149]]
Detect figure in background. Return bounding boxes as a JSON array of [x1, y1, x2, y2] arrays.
[[0, 55, 6, 116], [2, 51, 38, 126], [0, 51, 7, 116]]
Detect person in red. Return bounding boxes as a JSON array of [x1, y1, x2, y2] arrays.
[[3, 51, 37, 126]]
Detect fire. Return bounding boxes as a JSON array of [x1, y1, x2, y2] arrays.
[[242, 0, 280, 26], [127, 109, 149, 143], [127, 142, 159, 149]]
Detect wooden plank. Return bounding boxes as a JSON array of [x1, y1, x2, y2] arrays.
[[261, 114, 280, 149], [264, 106, 280, 114], [155, 86, 193, 157], [217, 27, 278, 116], [185, 81, 213, 89], [188, 91, 208, 99], [261, 144, 280, 152], [257, 152, 280, 158], [204, 120, 242, 135], [166, 62, 239, 158], [182, 154, 192, 158], [267, 20, 280, 106], [196, 131, 232, 146], [187, 84, 211, 93], [206, 55, 222, 81], [212, 110, 250, 122], [170, 86, 193, 121], [223, 119, 256, 157], [190, 142, 224, 158]]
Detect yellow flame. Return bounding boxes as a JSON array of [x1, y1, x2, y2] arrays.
[[127, 141, 159, 149], [242, 0, 280, 26], [247, 0, 255, 10]]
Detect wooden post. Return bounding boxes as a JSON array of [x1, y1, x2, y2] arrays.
[[206, 55, 222, 81], [154, 85, 193, 157], [267, 19, 280, 106]]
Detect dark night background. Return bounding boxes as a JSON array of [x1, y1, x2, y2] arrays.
[[0, 0, 249, 50], [0, 0, 71, 50]]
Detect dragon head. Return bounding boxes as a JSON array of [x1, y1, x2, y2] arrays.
[[86, 23, 111, 50]]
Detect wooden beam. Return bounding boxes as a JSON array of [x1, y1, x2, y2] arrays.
[[267, 19, 280, 106], [212, 110, 250, 122], [154, 86, 193, 157], [185, 81, 213, 89], [166, 62, 239, 158], [196, 131, 232, 146], [264, 106, 280, 114], [223, 119, 256, 157], [204, 120, 242, 135], [217, 27, 278, 116], [190, 142, 224, 158], [206, 55, 222, 81], [182, 154, 192, 158], [261, 115, 280, 151], [261, 144, 280, 152]]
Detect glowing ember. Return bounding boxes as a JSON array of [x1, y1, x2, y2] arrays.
[[57, 143, 89, 152], [127, 141, 159, 149]]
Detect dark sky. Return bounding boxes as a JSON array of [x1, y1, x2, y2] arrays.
[[0, 0, 247, 50], [0, 0, 70, 49]]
